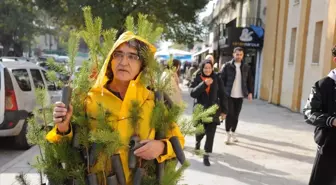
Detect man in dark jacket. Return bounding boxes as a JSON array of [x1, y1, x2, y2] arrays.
[[219, 47, 253, 144], [303, 45, 336, 185]]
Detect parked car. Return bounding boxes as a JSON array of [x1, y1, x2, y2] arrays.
[[0, 57, 30, 63], [0, 61, 62, 149]]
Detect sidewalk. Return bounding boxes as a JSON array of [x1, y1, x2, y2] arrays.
[[0, 86, 316, 185], [179, 86, 315, 185]]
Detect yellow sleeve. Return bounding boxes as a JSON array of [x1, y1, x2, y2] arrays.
[[45, 124, 73, 143], [156, 122, 185, 163]]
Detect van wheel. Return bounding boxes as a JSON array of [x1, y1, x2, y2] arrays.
[[14, 120, 31, 150]]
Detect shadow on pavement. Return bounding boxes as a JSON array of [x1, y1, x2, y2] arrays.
[[238, 133, 315, 152], [217, 127, 314, 152], [238, 100, 313, 132], [235, 142, 315, 164], [184, 146, 307, 185]]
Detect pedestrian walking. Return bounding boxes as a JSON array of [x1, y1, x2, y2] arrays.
[[190, 59, 226, 166], [192, 54, 215, 79], [303, 45, 336, 185], [186, 61, 199, 86], [219, 47, 253, 144], [161, 59, 182, 104]]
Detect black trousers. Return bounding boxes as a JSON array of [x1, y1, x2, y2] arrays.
[[309, 150, 336, 185], [195, 123, 217, 153], [225, 97, 243, 132]]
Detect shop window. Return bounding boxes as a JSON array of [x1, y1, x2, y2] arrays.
[[289, 27, 297, 64], [312, 21, 323, 64]]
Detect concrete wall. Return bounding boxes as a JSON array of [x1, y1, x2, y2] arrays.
[[259, 0, 280, 101], [34, 35, 58, 51], [280, 1, 301, 108], [260, 0, 336, 112], [300, 0, 329, 111]]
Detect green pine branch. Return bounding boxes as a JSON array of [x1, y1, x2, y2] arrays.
[[67, 31, 80, 82], [161, 161, 190, 185], [101, 28, 117, 58], [129, 100, 143, 133], [46, 58, 67, 75], [125, 16, 135, 33], [177, 104, 219, 137]]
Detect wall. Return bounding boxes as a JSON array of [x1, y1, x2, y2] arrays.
[[34, 34, 58, 51], [259, 0, 267, 26], [259, 0, 280, 101], [300, 0, 329, 111], [280, 1, 301, 108]]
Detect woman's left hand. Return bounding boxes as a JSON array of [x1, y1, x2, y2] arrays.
[[134, 140, 165, 160]]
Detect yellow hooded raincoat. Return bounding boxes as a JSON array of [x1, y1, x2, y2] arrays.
[[46, 31, 185, 184]]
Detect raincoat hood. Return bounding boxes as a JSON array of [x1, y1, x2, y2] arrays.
[[91, 31, 156, 92]]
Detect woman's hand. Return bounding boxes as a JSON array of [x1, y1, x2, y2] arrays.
[[220, 113, 226, 120], [204, 78, 213, 86], [53, 102, 73, 133], [134, 140, 165, 160]]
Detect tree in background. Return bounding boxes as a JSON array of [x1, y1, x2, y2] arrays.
[[0, 0, 49, 56], [34, 0, 209, 46]]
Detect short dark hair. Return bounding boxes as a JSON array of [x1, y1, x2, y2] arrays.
[[332, 45, 336, 57], [233, 47, 244, 53], [172, 59, 181, 68]]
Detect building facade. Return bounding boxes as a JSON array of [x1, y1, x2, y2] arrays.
[[209, 0, 267, 97], [260, 0, 336, 112]]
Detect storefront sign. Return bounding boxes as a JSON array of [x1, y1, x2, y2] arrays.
[[225, 27, 264, 49]]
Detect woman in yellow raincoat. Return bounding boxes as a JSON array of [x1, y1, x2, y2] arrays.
[[46, 31, 185, 184]]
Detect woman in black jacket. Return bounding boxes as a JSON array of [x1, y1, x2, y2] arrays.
[[190, 59, 226, 166]]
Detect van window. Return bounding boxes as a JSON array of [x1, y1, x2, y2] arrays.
[[12, 69, 32, 91], [30, 69, 45, 89]]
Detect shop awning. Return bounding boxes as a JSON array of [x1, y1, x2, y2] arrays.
[[192, 47, 210, 57]]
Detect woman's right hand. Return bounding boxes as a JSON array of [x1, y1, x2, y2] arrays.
[[53, 101, 73, 133], [204, 78, 213, 86]]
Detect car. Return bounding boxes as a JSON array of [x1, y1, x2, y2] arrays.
[[56, 56, 69, 64], [0, 61, 62, 149], [0, 57, 31, 63]]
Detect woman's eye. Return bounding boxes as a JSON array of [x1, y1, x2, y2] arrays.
[[114, 52, 123, 58], [129, 55, 139, 61]]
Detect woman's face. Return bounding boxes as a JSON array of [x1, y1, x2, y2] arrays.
[[203, 63, 213, 76], [111, 43, 142, 82]]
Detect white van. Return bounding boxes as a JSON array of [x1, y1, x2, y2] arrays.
[[0, 61, 62, 149]]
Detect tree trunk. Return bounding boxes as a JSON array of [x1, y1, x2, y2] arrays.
[[0, 35, 13, 56], [2, 44, 10, 56], [13, 42, 23, 57]]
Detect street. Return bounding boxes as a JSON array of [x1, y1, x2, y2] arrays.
[[0, 138, 26, 168], [0, 85, 316, 185]]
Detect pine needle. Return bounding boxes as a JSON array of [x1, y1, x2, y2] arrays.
[[129, 100, 142, 132], [15, 173, 30, 185], [125, 16, 135, 33], [161, 161, 190, 185]]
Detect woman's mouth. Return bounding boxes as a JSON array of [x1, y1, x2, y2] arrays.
[[118, 69, 129, 72]]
